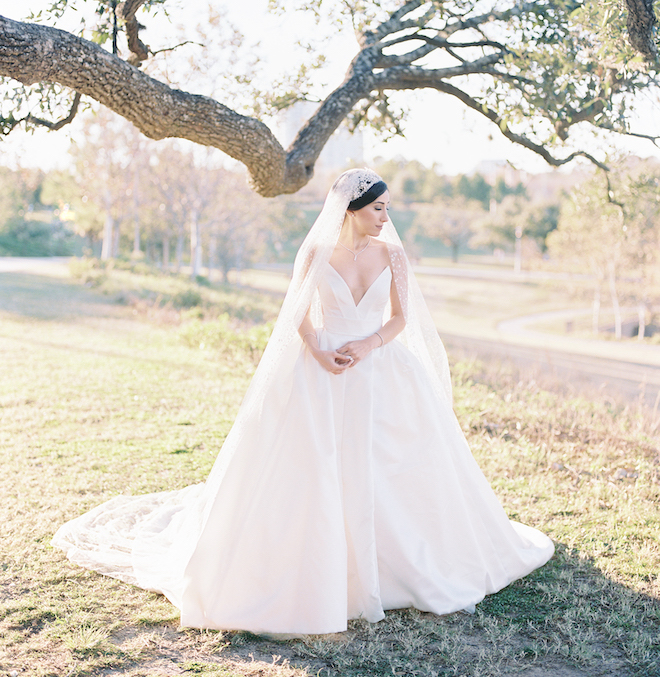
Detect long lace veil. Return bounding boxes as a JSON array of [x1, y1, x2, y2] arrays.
[[53, 168, 454, 605]]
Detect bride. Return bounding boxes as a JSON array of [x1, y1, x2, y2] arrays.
[[53, 168, 554, 635]]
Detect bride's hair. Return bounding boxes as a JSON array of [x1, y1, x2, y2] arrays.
[[348, 180, 388, 211]]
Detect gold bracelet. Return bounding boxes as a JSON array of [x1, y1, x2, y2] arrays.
[[375, 331, 384, 347]]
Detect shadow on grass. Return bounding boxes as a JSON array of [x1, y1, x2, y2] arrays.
[[0, 272, 121, 320], [67, 543, 656, 677]]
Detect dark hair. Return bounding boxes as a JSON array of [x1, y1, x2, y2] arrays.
[[348, 180, 388, 211]]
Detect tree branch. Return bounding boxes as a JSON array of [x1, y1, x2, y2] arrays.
[[285, 51, 378, 183], [118, 0, 150, 66], [379, 72, 610, 171], [1, 90, 82, 134], [364, 0, 426, 44], [0, 15, 293, 196], [372, 55, 504, 88], [375, 39, 439, 68], [1, 1, 652, 198], [412, 33, 509, 54], [27, 91, 82, 130], [595, 122, 660, 147], [150, 40, 202, 57]]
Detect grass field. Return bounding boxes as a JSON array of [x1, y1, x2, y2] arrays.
[[0, 262, 659, 677]]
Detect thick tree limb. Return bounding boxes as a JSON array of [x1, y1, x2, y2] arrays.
[[625, 0, 657, 61], [0, 15, 295, 196], [285, 45, 380, 181]]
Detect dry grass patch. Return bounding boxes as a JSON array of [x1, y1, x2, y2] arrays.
[[0, 265, 658, 677]]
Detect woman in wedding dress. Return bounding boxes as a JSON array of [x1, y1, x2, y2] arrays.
[[53, 168, 554, 635]]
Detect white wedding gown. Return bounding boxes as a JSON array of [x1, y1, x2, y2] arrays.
[[53, 262, 554, 635]]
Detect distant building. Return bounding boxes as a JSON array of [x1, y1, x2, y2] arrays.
[[277, 101, 364, 173]]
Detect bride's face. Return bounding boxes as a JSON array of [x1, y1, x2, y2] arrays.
[[349, 190, 391, 237]]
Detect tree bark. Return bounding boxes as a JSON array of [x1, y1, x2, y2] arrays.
[[132, 167, 140, 255], [592, 285, 601, 336], [625, 0, 657, 61], [608, 263, 622, 340], [175, 224, 184, 272], [0, 16, 291, 196], [638, 302, 647, 341], [101, 211, 114, 260], [101, 187, 114, 260], [162, 234, 170, 270], [189, 210, 202, 279]]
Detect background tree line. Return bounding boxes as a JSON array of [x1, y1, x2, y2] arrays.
[[1, 108, 660, 341]]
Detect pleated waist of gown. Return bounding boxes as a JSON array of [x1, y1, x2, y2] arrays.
[[322, 315, 381, 338]]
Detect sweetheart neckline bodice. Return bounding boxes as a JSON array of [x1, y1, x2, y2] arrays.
[[325, 263, 391, 308]]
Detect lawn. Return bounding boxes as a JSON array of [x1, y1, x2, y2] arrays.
[[0, 262, 658, 677]]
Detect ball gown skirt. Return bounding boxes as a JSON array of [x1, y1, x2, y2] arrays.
[[53, 262, 554, 635]]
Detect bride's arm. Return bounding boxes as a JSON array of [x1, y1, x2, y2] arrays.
[[379, 273, 406, 343], [298, 307, 352, 375]]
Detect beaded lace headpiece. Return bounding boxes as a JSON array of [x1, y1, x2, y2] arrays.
[[331, 168, 383, 203]]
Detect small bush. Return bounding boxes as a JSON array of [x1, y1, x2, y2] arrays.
[[113, 257, 158, 276], [179, 314, 273, 363], [69, 256, 106, 286], [173, 288, 203, 309], [0, 217, 76, 256]]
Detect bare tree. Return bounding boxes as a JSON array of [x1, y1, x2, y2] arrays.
[[1, 1, 658, 197], [67, 110, 133, 258], [547, 161, 660, 341]]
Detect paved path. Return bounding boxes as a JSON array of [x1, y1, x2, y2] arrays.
[[0, 256, 71, 276], [414, 264, 591, 283], [3, 257, 658, 410], [441, 332, 660, 409]]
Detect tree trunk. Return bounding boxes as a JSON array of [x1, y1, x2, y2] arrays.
[[514, 229, 522, 274], [207, 234, 217, 282], [592, 285, 601, 335], [133, 217, 140, 255], [132, 168, 140, 256], [451, 241, 459, 263], [162, 234, 170, 270], [219, 254, 230, 284], [175, 224, 185, 273], [608, 263, 622, 340], [101, 213, 113, 260], [112, 219, 121, 257], [638, 301, 647, 341], [189, 210, 202, 279]]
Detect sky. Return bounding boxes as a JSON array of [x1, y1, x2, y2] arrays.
[[1, 0, 660, 177]]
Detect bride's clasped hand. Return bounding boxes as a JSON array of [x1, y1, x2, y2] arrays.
[[53, 168, 554, 635]]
